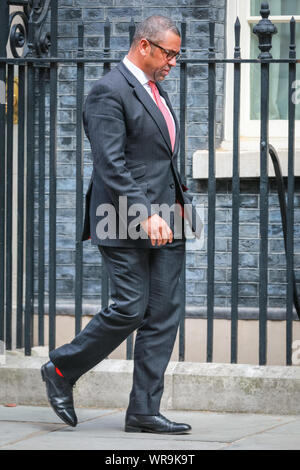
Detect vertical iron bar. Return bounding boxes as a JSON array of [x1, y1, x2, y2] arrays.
[[101, 268, 109, 316], [129, 17, 135, 47], [25, 53, 35, 355], [75, 22, 84, 335], [253, 1, 276, 367], [231, 18, 241, 363], [258, 63, 269, 366], [101, 17, 111, 354], [286, 17, 296, 365], [0, 0, 9, 347], [207, 22, 216, 362], [126, 329, 133, 360], [103, 18, 111, 75], [49, 0, 58, 351], [5, 65, 14, 350], [179, 21, 187, 362], [179, 22, 187, 179], [16, 64, 25, 348], [102, 18, 110, 307], [38, 66, 46, 346]]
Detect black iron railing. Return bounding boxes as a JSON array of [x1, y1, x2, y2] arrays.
[[0, 1, 299, 365]]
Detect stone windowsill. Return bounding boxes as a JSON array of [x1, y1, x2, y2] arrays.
[[192, 138, 300, 179]]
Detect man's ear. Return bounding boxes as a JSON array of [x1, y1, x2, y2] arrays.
[[139, 38, 150, 57]]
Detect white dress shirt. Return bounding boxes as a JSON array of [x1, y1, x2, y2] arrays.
[[123, 55, 176, 133]]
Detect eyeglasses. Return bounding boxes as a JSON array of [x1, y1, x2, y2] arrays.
[[146, 38, 181, 61]]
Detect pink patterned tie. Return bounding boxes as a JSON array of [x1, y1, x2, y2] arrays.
[[148, 80, 175, 151]]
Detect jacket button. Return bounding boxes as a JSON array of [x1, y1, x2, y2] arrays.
[[169, 183, 175, 189]]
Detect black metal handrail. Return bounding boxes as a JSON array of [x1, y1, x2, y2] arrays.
[[269, 144, 300, 320]]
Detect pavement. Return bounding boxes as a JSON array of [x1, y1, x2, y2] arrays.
[[0, 405, 300, 450]]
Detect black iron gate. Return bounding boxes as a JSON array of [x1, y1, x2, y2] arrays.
[[0, 1, 299, 365]]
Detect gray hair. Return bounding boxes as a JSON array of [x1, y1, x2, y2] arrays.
[[131, 15, 180, 47]]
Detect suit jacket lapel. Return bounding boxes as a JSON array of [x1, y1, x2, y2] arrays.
[[117, 62, 173, 155]]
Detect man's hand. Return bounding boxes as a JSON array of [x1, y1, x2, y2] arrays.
[[140, 214, 173, 246]]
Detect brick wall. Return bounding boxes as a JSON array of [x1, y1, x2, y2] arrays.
[[187, 179, 300, 312], [35, 0, 300, 317], [33, 0, 227, 311], [33, 0, 300, 316]]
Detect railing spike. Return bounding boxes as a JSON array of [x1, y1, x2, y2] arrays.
[[180, 21, 186, 51], [290, 16, 296, 59], [77, 21, 84, 58], [129, 17, 135, 46], [253, 3, 277, 59], [234, 17, 241, 58], [104, 17, 111, 51], [209, 22, 215, 58]]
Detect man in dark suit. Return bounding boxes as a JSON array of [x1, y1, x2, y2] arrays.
[[41, 15, 196, 434]]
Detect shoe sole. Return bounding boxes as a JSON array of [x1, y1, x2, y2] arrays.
[[125, 425, 190, 434], [41, 365, 77, 428]]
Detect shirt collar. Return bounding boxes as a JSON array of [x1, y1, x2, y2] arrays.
[[123, 55, 150, 86]]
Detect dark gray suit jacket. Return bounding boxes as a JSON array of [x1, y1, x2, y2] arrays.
[[81, 61, 198, 247]]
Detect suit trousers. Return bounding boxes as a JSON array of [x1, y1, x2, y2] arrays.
[[49, 238, 185, 415]]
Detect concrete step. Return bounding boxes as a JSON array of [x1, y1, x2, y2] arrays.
[[1, 351, 300, 414]]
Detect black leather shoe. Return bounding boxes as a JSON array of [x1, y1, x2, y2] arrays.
[[41, 361, 77, 427], [125, 412, 191, 434]]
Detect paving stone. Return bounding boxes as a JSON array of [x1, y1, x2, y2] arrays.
[[1, 406, 300, 450]]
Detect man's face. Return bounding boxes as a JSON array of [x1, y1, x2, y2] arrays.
[[142, 30, 181, 82]]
